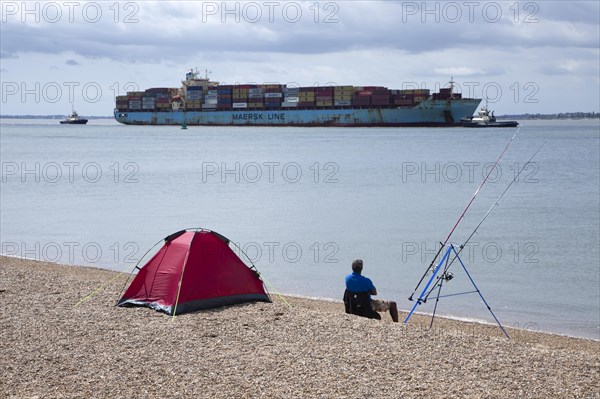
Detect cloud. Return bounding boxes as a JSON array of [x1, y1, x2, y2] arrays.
[[0, 1, 597, 115], [0, 49, 18, 59], [1, 1, 598, 63], [433, 67, 489, 77]]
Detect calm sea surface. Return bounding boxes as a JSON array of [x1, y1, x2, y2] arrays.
[[1, 118, 598, 339]]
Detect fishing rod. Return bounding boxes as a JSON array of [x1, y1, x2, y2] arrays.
[[408, 128, 519, 301], [420, 141, 546, 303]]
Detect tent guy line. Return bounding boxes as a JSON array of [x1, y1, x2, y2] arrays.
[[74, 232, 168, 309], [230, 239, 292, 309]]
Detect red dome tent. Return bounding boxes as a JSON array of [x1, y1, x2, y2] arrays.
[[117, 229, 271, 315]]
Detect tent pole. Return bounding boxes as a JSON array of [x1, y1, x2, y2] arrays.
[[115, 237, 166, 304], [172, 233, 196, 319], [228, 240, 291, 309]]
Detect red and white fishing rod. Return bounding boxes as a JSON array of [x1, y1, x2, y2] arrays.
[[408, 128, 520, 301], [419, 140, 546, 303]]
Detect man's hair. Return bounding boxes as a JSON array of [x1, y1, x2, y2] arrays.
[[352, 259, 363, 272]]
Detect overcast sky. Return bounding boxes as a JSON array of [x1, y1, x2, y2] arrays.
[[1, 0, 599, 115]]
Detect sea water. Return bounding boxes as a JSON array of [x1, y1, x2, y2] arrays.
[[1, 118, 598, 339]]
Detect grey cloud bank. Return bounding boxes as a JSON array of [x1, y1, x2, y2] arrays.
[[1, 1, 598, 115]]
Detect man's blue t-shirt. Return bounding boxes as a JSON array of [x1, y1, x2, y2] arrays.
[[345, 272, 376, 296]]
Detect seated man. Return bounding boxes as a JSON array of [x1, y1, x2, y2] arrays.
[[344, 259, 399, 322]]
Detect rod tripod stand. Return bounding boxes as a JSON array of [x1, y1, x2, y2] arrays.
[[404, 244, 510, 338]]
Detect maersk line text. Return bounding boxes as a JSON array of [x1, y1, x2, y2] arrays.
[[232, 113, 285, 121]]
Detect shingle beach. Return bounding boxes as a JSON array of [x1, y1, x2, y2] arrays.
[[1, 256, 598, 398]]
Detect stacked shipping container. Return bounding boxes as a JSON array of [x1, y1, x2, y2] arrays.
[[334, 86, 354, 106], [114, 82, 437, 113], [282, 86, 299, 107], [217, 85, 232, 109], [186, 85, 203, 110]]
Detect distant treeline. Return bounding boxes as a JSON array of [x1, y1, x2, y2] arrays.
[[498, 112, 599, 120], [2, 113, 599, 120]]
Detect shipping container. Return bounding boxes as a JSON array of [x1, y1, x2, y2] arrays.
[[352, 97, 371, 106], [333, 95, 353, 101], [260, 84, 282, 90], [372, 89, 390, 96], [372, 94, 390, 101], [145, 87, 172, 93], [316, 87, 334, 94], [334, 100, 352, 106], [317, 96, 333, 102], [232, 102, 248, 108]]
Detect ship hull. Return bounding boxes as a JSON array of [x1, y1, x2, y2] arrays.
[[60, 120, 88, 124], [114, 99, 481, 127], [461, 121, 519, 128]]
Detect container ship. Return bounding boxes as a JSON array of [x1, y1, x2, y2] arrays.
[[114, 70, 481, 126]]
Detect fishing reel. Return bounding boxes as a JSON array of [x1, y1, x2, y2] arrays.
[[442, 272, 454, 282]]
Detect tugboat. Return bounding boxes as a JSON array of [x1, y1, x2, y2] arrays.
[[461, 101, 518, 128], [60, 109, 88, 124]]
